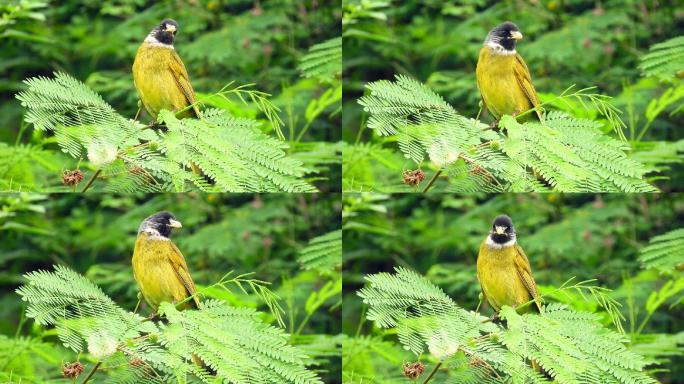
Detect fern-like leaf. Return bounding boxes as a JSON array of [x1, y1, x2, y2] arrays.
[[15, 72, 316, 193], [298, 230, 342, 273], [16, 265, 322, 384], [359, 269, 656, 383], [298, 37, 342, 82], [358, 75, 657, 192], [639, 229, 684, 272], [639, 36, 684, 79]]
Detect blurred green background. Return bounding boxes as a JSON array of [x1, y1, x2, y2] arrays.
[[342, 193, 684, 382], [342, 0, 684, 192], [0, 0, 341, 191], [0, 193, 342, 383]]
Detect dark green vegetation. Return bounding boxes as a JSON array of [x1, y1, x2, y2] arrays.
[[343, 1, 684, 192], [342, 194, 684, 382], [0, 0, 341, 192], [0, 193, 342, 383]]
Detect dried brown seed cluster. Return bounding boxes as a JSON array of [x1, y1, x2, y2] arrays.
[[62, 362, 84, 378], [402, 169, 426, 187], [402, 361, 425, 380], [62, 169, 84, 187]]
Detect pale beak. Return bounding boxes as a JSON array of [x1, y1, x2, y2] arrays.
[[165, 25, 177, 33], [169, 219, 182, 228], [495, 226, 506, 235], [510, 31, 523, 41]]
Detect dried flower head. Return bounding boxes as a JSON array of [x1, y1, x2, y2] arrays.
[[62, 361, 84, 378], [62, 169, 84, 187], [402, 361, 425, 380], [403, 169, 426, 187]]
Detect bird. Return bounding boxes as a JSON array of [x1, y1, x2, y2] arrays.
[[476, 214, 541, 314], [132, 19, 200, 120], [132, 211, 200, 312], [475, 22, 542, 124]]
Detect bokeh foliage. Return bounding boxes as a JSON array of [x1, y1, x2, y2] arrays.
[[0, 0, 341, 192], [0, 193, 342, 383], [342, 0, 684, 192], [342, 193, 684, 382]]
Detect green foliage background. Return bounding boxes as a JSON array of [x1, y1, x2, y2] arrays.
[[0, 0, 341, 192], [342, 193, 684, 382], [0, 193, 342, 383], [342, 0, 684, 192]]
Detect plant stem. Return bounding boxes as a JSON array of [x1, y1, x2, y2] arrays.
[[81, 169, 101, 193], [295, 311, 314, 336], [80, 361, 101, 384], [295, 120, 313, 143], [635, 311, 654, 336], [421, 169, 442, 193], [421, 362, 442, 384], [635, 120, 653, 142]]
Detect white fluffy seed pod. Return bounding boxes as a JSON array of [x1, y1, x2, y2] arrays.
[[87, 330, 117, 359], [87, 142, 117, 166]]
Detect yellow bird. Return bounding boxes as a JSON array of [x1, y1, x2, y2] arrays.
[[132, 19, 200, 120], [132, 211, 200, 311], [476, 215, 541, 314], [476, 22, 542, 123]]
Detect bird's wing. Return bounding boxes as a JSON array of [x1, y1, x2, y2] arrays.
[[475, 74, 487, 116], [169, 50, 201, 118], [513, 54, 542, 119], [513, 244, 542, 311], [168, 241, 201, 309]]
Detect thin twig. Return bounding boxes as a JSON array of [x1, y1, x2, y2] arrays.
[[421, 169, 442, 192], [80, 169, 101, 192], [459, 153, 503, 189], [421, 361, 442, 384], [80, 361, 101, 384]]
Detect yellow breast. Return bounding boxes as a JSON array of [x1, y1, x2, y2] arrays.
[[132, 234, 192, 311], [132, 43, 191, 119], [476, 241, 533, 311], [476, 47, 533, 120]]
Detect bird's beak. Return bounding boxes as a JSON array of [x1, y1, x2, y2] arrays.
[[169, 219, 182, 228], [510, 31, 523, 41], [165, 25, 177, 33], [495, 226, 506, 235]]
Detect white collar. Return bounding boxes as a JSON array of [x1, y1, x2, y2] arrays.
[[144, 34, 174, 49], [485, 41, 517, 56], [485, 234, 517, 249], [138, 224, 170, 241]]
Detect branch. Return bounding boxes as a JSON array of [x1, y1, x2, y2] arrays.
[[80, 361, 101, 384], [421, 361, 442, 384], [80, 169, 101, 192], [421, 169, 442, 192]]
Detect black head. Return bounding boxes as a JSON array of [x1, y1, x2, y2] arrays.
[[489, 214, 516, 244], [151, 19, 179, 45], [485, 21, 523, 52], [139, 211, 182, 238]]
